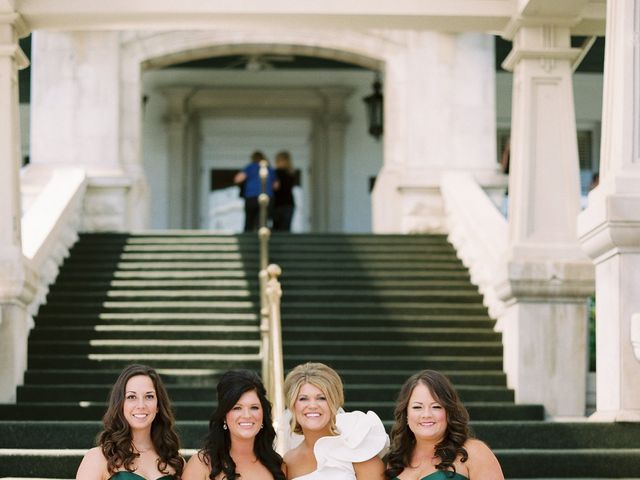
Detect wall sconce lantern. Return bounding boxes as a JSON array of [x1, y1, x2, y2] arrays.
[[363, 76, 383, 140]]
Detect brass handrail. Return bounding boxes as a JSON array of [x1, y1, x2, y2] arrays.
[[256, 160, 285, 435]]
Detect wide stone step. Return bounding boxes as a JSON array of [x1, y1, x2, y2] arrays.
[[64, 251, 461, 262], [27, 354, 261, 370], [70, 241, 453, 252], [0, 421, 207, 449], [282, 340, 503, 357], [283, 354, 503, 370], [33, 312, 259, 326], [46, 290, 257, 301], [55, 270, 254, 280], [282, 326, 501, 342], [16, 385, 218, 403], [48, 278, 477, 291], [0, 401, 543, 422], [2, 421, 638, 450], [281, 313, 494, 328], [472, 421, 640, 449], [37, 300, 259, 314], [24, 368, 234, 386], [27, 339, 260, 355], [29, 325, 259, 341], [44, 290, 482, 303], [21, 368, 508, 387], [17, 441, 640, 478], [57, 261, 468, 272], [280, 302, 488, 314], [343, 384, 514, 402], [494, 449, 640, 478], [54, 269, 471, 280]]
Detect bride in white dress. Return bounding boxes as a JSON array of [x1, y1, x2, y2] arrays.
[[281, 362, 388, 480]]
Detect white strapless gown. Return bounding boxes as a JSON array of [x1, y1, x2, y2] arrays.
[[285, 410, 389, 480]]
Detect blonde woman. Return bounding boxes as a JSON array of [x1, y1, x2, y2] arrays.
[[282, 362, 388, 480]]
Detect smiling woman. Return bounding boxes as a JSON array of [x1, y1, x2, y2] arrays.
[[385, 370, 504, 480], [282, 362, 388, 480], [75, 364, 184, 480], [182, 369, 285, 480]]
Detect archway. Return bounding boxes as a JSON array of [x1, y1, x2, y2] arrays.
[[120, 30, 399, 231]]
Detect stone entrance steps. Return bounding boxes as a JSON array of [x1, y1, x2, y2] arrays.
[[1, 232, 638, 478]]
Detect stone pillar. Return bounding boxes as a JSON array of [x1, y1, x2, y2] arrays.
[[319, 87, 350, 232], [30, 31, 141, 230], [577, 0, 640, 422], [498, 23, 594, 417], [0, 16, 37, 402], [373, 32, 499, 233], [162, 88, 193, 229]]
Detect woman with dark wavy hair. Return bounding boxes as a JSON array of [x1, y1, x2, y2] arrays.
[[76, 364, 183, 480], [385, 370, 503, 480], [183, 369, 285, 480]]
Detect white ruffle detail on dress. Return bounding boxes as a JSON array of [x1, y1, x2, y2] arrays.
[[287, 410, 389, 480]]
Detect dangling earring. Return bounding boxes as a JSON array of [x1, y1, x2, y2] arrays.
[[260, 423, 264, 429], [223, 421, 228, 430]]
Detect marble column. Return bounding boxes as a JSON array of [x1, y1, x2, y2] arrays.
[[577, 0, 640, 422], [372, 32, 499, 233], [162, 88, 193, 229], [498, 22, 594, 417], [30, 31, 138, 231], [0, 16, 37, 402]]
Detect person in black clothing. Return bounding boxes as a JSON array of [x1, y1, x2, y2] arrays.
[[273, 150, 296, 232]]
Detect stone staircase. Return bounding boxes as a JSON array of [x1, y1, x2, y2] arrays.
[[0, 232, 639, 479]]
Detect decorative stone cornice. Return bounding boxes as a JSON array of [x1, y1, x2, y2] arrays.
[[496, 258, 595, 304], [502, 46, 581, 71], [0, 43, 29, 68], [0, 12, 30, 38], [501, 14, 582, 41], [578, 193, 640, 264]]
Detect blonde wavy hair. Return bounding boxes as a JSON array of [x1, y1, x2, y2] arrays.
[[284, 362, 344, 435]]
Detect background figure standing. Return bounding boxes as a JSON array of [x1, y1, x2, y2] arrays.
[[234, 151, 278, 232], [273, 150, 296, 232]]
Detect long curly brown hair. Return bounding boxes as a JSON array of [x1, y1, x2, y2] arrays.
[[385, 370, 470, 479], [97, 364, 183, 477]]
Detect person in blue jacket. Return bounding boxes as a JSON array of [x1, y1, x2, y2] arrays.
[[234, 151, 278, 232]]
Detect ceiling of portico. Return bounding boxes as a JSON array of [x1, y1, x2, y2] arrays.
[[12, 0, 605, 36]]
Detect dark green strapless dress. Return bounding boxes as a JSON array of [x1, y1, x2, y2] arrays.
[[110, 472, 174, 480], [392, 472, 468, 480]]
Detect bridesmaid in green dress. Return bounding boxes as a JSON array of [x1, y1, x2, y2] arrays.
[[182, 370, 285, 480], [76, 364, 184, 480], [384, 370, 503, 480]]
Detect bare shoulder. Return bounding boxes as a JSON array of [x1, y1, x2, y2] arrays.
[[283, 445, 302, 465], [76, 447, 108, 480], [353, 454, 385, 480], [183, 452, 210, 480], [463, 439, 504, 480]]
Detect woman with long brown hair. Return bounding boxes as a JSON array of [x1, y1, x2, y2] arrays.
[[385, 370, 503, 480], [76, 364, 183, 480]]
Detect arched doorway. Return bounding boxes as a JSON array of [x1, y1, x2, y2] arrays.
[[121, 31, 395, 232]]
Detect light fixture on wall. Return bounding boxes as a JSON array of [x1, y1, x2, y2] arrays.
[[363, 75, 383, 140]]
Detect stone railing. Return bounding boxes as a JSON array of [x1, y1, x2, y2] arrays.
[[21, 167, 86, 318], [441, 171, 508, 323]]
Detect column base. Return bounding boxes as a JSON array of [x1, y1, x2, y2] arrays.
[[589, 409, 640, 423]]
